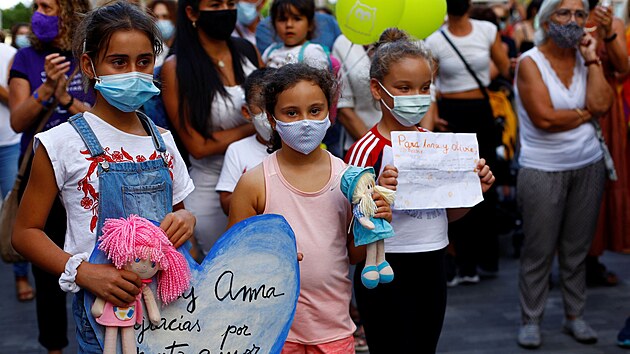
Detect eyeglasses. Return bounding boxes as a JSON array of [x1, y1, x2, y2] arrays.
[[553, 8, 588, 24]]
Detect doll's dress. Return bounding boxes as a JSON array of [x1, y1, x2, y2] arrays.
[[95, 283, 146, 327], [352, 204, 395, 247]]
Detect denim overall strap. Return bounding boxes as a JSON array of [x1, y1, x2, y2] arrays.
[[68, 114, 105, 157], [70, 112, 174, 354], [136, 110, 167, 153]]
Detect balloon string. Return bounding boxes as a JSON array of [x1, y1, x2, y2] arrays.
[[337, 43, 370, 81]]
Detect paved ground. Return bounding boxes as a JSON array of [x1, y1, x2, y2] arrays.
[[1, 233, 630, 354]]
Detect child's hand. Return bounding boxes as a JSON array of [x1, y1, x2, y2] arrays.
[[373, 193, 393, 223], [161, 210, 196, 248], [76, 262, 141, 307], [475, 158, 495, 193], [378, 165, 398, 191]]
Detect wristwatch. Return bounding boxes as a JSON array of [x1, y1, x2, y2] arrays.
[[60, 95, 74, 110]]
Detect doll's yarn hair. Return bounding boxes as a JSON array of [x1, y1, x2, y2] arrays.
[[353, 173, 378, 217], [99, 214, 191, 304], [353, 173, 396, 216]]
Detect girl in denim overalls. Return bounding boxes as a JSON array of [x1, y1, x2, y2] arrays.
[[12, 3, 196, 353]]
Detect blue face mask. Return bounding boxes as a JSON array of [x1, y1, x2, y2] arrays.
[[157, 19, 175, 41], [15, 34, 31, 48], [237, 1, 259, 26], [91, 62, 160, 112], [273, 115, 331, 155], [378, 82, 431, 127]]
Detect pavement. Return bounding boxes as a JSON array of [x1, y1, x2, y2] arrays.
[[1, 233, 630, 354]]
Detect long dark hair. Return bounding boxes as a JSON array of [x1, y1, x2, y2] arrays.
[[10, 22, 29, 50], [175, 0, 248, 139]]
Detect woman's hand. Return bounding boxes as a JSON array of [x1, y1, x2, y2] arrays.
[[43, 53, 70, 91], [75, 262, 141, 307], [579, 33, 599, 61], [593, 5, 614, 37], [377, 164, 398, 191], [475, 158, 495, 193], [161, 209, 196, 248], [372, 193, 393, 223], [54, 73, 71, 103]]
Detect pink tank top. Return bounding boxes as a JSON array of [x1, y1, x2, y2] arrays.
[[263, 151, 355, 344]]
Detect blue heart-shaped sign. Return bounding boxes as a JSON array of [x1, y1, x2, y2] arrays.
[[85, 214, 300, 354]]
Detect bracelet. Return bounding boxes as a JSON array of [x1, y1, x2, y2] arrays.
[[575, 108, 587, 123], [60, 96, 74, 110], [33, 89, 53, 108], [604, 33, 618, 43], [584, 58, 601, 67], [58, 252, 89, 293]]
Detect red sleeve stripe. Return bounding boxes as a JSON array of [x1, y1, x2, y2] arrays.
[[348, 132, 377, 167], [347, 131, 374, 165], [359, 137, 379, 167]]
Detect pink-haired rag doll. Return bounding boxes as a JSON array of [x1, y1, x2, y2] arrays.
[[91, 214, 191, 354]]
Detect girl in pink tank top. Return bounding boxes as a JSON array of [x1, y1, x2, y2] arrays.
[[227, 63, 395, 352]]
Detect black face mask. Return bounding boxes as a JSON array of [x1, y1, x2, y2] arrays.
[[197, 9, 237, 40], [447, 0, 471, 16]]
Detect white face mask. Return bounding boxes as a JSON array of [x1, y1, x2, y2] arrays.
[[378, 81, 431, 127], [251, 111, 273, 141], [273, 115, 331, 155]]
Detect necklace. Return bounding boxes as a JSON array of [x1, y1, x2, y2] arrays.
[[217, 60, 225, 68]]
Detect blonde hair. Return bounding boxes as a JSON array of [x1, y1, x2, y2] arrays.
[[353, 173, 396, 216]]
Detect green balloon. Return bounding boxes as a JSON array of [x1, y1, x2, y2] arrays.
[[397, 0, 447, 40], [336, 0, 406, 45]]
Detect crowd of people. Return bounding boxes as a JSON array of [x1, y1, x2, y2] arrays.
[[1, 0, 630, 353]]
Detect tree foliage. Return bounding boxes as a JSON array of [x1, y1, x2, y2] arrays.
[[2, 3, 32, 31]]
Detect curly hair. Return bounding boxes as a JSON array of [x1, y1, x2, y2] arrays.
[[30, 0, 91, 52], [264, 63, 338, 153]]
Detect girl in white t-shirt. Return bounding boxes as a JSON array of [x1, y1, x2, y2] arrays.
[[12, 3, 195, 350], [261, 0, 330, 70], [345, 28, 495, 354]]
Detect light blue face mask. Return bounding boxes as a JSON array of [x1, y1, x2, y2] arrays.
[[273, 115, 331, 155], [91, 62, 160, 112], [157, 19, 175, 41], [237, 1, 259, 26], [378, 81, 431, 127], [15, 34, 31, 49]]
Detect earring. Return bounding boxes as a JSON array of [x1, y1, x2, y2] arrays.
[[192, 21, 196, 28]]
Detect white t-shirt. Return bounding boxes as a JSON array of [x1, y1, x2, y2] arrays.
[[346, 127, 449, 253], [425, 19, 497, 94], [332, 35, 381, 151], [215, 134, 269, 193], [0, 43, 21, 146], [515, 48, 602, 171], [35, 112, 195, 256], [262, 42, 329, 70]]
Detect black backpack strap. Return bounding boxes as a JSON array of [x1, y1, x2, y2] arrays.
[[232, 37, 260, 69], [440, 30, 489, 100]]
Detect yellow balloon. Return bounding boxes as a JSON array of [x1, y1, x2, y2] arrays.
[[397, 0, 447, 40], [336, 0, 406, 45]]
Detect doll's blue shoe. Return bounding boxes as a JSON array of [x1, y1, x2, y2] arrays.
[[377, 261, 394, 284], [361, 266, 380, 289]]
